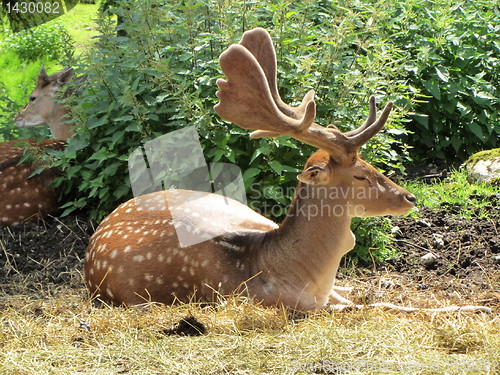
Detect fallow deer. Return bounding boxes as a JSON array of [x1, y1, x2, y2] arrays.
[[15, 66, 75, 141], [84, 28, 418, 311], [0, 67, 74, 225]]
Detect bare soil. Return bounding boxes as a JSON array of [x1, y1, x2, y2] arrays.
[[1, 205, 499, 312], [339, 205, 499, 311]]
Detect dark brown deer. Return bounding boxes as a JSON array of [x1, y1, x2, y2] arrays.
[[83, 28, 419, 311], [0, 67, 74, 225]]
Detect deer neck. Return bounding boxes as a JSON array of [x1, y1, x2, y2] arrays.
[[48, 106, 74, 141], [259, 182, 356, 300]]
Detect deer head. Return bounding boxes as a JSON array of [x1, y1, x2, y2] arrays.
[[15, 66, 75, 141]]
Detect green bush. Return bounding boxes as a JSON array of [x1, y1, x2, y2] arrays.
[[1, 23, 74, 61], [388, 0, 500, 161], [0, 81, 18, 141]]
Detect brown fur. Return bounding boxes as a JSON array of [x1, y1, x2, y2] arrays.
[[0, 67, 75, 225]]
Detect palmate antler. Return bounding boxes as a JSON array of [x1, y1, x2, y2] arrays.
[[214, 28, 393, 162]]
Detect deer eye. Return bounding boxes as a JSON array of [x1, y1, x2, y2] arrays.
[[30, 96, 36, 102], [354, 176, 367, 181]]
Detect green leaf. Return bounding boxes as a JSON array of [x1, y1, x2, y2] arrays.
[[467, 122, 484, 140], [88, 115, 109, 129], [474, 91, 496, 100], [268, 160, 284, 175], [250, 148, 263, 163], [413, 114, 429, 129], [243, 168, 261, 182], [435, 66, 449, 82], [450, 137, 462, 152], [114, 115, 134, 122], [424, 79, 441, 100]]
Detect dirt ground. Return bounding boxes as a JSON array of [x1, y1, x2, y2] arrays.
[[0, 203, 498, 312], [339, 204, 499, 311]]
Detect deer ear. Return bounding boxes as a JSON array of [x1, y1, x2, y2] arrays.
[[57, 67, 74, 86], [297, 165, 329, 186], [36, 66, 50, 87]]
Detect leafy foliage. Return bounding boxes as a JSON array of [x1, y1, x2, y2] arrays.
[[387, 0, 500, 160], [1, 23, 74, 61], [0, 81, 18, 141], [349, 217, 395, 263]]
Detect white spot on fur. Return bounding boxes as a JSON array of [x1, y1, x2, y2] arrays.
[[133, 255, 145, 262], [106, 288, 114, 299]]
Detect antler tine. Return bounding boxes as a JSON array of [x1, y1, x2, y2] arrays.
[[344, 95, 377, 137], [347, 100, 393, 149], [214, 44, 316, 139], [239, 27, 315, 120]]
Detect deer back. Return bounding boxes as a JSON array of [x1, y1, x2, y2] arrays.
[[0, 139, 66, 225]]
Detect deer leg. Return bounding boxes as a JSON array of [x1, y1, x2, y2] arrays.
[[328, 288, 354, 305], [331, 285, 353, 296]]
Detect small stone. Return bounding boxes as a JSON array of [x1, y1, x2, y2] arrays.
[[78, 319, 91, 331], [390, 226, 403, 238], [465, 149, 500, 185], [417, 219, 432, 227], [431, 233, 445, 249], [420, 253, 438, 268], [493, 255, 500, 265], [380, 279, 395, 289], [417, 283, 429, 290]]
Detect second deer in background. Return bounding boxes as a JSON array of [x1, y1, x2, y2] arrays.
[[0, 67, 75, 225]]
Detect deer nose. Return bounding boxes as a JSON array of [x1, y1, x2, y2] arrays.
[[405, 194, 417, 204]]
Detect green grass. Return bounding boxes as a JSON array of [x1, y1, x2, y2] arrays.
[[402, 169, 500, 219], [0, 3, 100, 127], [0, 285, 498, 375], [48, 3, 100, 52]]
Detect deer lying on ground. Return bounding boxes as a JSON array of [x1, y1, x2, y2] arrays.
[[0, 67, 74, 225], [85, 29, 490, 313]]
